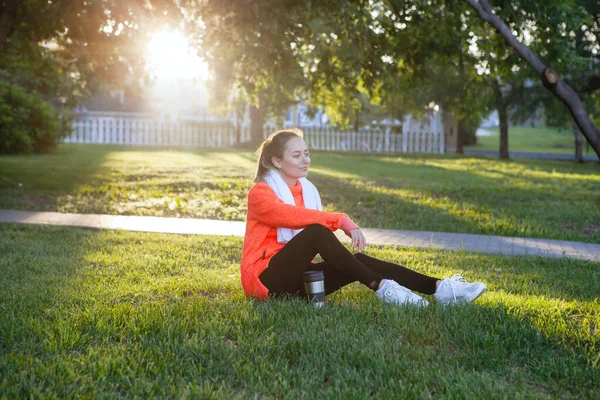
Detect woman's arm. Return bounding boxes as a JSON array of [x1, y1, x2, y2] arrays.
[[247, 183, 344, 230]]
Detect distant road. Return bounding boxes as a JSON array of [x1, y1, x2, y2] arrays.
[[465, 149, 599, 162]]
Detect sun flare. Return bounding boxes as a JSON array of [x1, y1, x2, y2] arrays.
[[146, 30, 208, 80]]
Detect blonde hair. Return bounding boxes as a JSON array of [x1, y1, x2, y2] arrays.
[[253, 128, 304, 183]]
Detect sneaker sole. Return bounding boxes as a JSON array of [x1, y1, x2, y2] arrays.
[[384, 298, 429, 308], [467, 285, 487, 302]]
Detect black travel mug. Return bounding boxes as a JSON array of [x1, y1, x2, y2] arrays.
[[303, 270, 325, 308]]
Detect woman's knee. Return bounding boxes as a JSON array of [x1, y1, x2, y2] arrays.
[[304, 224, 331, 236], [303, 224, 338, 244]]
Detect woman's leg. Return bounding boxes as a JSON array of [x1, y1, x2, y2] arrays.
[[316, 253, 438, 295], [259, 224, 382, 297], [355, 253, 438, 294]]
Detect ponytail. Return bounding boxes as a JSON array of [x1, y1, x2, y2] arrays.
[[253, 129, 303, 183]]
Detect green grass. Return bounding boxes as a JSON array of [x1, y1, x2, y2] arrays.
[[469, 125, 597, 154], [0, 145, 254, 221], [0, 224, 598, 398], [1, 144, 599, 243]]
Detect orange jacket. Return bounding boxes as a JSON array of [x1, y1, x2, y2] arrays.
[[240, 182, 347, 299]]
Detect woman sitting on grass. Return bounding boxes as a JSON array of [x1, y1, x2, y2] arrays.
[[240, 129, 487, 306]]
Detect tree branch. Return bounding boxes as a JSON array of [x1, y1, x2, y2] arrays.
[[464, 0, 546, 73], [479, 0, 493, 13]]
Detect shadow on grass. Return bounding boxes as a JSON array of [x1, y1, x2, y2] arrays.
[[0, 224, 93, 355], [0, 223, 597, 398], [308, 152, 600, 242], [305, 167, 506, 239], [247, 292, 598, 397], [0, 144, 257, 219], [302, 161, 486, 231], [2, 145, 598, 242], [0, 144, 111, 211], [0, 223, 245, 397]]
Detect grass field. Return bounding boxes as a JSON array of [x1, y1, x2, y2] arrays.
[[1, 144, 599, 243], [468, 125, 597, 154], [0, 223, 598, 398]]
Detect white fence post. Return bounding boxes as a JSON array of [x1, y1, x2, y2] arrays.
[[384, 127, 390, 152], [402, 116, 409, 152], [117, 118, 123, 144]]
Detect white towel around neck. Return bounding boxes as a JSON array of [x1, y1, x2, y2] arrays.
[[263, 169, 322, 243]]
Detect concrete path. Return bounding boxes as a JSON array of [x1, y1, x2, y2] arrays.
[[465, 149, 599, 162], [2, 210, 599, 263]]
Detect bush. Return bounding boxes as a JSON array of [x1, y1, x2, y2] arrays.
[[0, 81, 71, 154]]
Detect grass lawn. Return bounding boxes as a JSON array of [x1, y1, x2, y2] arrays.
[[0, 224, 598, 398], [1, 144, 599, 243], [468, 125, 597, 154]]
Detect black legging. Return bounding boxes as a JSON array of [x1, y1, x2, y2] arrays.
[[259, 224, 438, 297]]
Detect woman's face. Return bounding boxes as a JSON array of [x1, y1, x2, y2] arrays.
[[272, 136, 311, 185]]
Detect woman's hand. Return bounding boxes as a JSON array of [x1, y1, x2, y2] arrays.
[[350, 228, 367, 253], [340, 215, 365, 251]]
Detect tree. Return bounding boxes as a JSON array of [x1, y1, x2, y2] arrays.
[[196, 0, 313, 145], [197, 1, 403, 140], [471, 19, 534, 159], [465, 0, 600, 159], [0, 0, 188, 153], [524, 0, 600, 161], [339, 0, 492, 153], [304, 2, 392, 130], [195, 0, 491, 149]]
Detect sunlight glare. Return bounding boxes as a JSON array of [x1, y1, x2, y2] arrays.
[[147, 30, 208, 80]]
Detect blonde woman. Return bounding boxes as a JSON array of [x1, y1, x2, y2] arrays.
[[240, 129, 487, 306]]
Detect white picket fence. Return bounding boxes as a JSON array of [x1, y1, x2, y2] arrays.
[[65, 117, 250, 147], [66, 113, 444, 154], [301, 127, 443, 154], [287, 113, 444, 154]]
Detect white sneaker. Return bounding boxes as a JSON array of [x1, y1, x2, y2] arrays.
[[434, 274, 487, 304], [376, 279, 429, 307]]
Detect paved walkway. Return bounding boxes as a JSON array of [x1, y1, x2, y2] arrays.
[[1, 210, 599, 262], [465, 149, 599, 162]]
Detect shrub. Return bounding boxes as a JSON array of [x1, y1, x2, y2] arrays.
[[0, 81, 71, 154]]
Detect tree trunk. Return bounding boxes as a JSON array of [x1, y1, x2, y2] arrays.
[[249, 105, 266, 147], [573, 123, 584, 163], [0, 1, 18, 54], [456, 48, 466, 154], [498, 105, 509, 159], [456, 117, 465, 154], [232, 101, 246, 146], [493, 80, 509, 159], [235, 121, 242, 145], [353, 108, 360, 132], [465, 0, 600, 160]]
